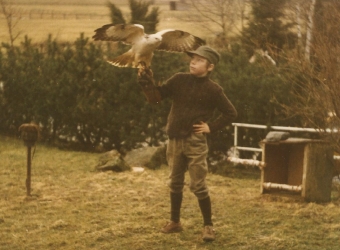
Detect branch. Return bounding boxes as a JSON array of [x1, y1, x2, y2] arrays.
[[188, 0, 244, 38], [0, 0, 22, 47]]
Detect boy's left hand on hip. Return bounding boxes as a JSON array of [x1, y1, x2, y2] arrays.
[[193, 122, 210, 134]]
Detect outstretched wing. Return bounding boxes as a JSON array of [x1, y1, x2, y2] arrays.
[[156, 29, 206, 52], [92, 23, 145, 45]]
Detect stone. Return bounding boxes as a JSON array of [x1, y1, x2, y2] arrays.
[[95, 150, 131, 172]]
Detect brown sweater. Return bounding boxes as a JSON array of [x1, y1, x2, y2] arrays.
[[142, 72, 237, 139]]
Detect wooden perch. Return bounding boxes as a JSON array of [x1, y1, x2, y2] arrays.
[[262, 182, 302, 193], [227, 157, 266, 168]]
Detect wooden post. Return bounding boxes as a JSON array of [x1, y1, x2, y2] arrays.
[[227, 156, 266, 168], [262, 182, 302, 192], [302, 142, 333, 202], [26, 146, 32, 196], [19, 124, 39, 197], [170, 1, 177, 10]]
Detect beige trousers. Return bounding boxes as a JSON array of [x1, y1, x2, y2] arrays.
[[166, 133, 209, 200]]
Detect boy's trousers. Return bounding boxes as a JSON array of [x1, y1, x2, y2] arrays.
[[166, 132, 209, 200]]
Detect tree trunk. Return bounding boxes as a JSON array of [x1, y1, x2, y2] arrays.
[[296, 2, 302, 55], [305, 0, 316, 62]]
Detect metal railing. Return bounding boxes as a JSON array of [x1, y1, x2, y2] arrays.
[[232, 122, 339, 156]]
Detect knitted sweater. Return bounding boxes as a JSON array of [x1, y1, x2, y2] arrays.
[[142, 72, 237, 139]]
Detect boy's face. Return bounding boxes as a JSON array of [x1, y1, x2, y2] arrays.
[[189, 55, 214, 77]]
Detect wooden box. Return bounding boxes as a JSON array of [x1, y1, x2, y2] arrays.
[[260, 138, 333, 202]]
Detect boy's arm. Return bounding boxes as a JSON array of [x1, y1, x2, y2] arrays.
[[137, 66, 162, 104], [207, 90, 237, 132]]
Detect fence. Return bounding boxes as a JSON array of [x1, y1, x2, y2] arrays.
[[0, 10, 107, 20], [232, 122, 339, 159]]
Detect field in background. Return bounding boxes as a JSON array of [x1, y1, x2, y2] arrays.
[[0, 0, 217, 45], [2, 135, 340, 249], [13, 0, 156, 5]]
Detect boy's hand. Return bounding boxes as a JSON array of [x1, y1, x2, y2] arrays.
[[193, 121, 210, 134]]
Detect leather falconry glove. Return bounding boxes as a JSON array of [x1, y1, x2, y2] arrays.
[[137, 61, 161, 103], [137, 61, 155, 87]]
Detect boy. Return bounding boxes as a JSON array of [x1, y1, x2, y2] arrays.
[[138, 46, 237, 241]]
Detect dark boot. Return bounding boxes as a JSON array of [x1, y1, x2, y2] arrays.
[[170, 192, 183, 223], [160, 192, 183, 234], [198, 196, 213, 226], [198, 196, 215, 241]]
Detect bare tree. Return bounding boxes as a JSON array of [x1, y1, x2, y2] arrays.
[[187, 0, 249, 47], [281, 0, 340, 152], [0, 0, 22, 47]]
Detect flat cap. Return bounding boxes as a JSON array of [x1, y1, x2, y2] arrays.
[[186, 46, 220, 65]]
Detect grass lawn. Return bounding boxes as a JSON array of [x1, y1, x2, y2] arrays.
[[2, 1, 339, 249], [1, 135, 340, 249]]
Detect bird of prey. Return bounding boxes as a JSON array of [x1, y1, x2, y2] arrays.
[[92, 23, 205, 68]]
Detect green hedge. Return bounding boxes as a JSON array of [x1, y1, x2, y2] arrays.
[[0, 34, 295, 158]]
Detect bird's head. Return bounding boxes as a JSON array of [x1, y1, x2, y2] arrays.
[[145, 34, 162, 47]]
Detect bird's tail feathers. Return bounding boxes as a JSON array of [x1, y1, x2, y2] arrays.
[[107, 51, 136, 68]]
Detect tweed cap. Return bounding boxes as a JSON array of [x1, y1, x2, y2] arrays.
[[186, 46, 220, 65]]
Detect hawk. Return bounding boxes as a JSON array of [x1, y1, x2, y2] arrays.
[[93, 23, 205, 68]]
